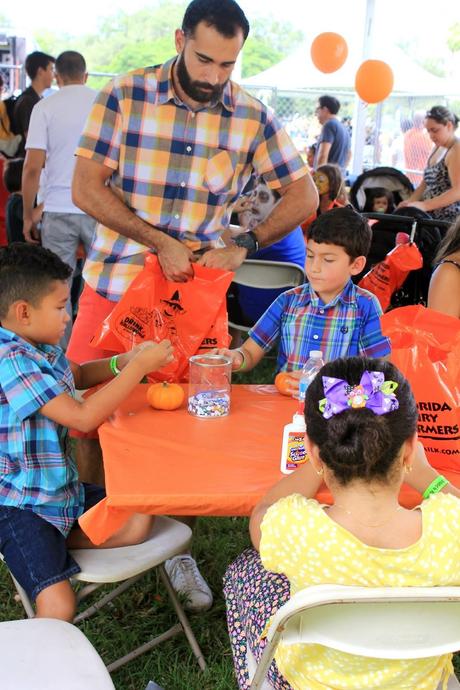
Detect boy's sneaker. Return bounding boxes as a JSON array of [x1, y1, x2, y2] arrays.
[[165, 555, 213, 612]]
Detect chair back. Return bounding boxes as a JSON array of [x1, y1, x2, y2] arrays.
[[250, 584, 460, 689], [232, 259, 305, 290], [228, 259, 305, 332]]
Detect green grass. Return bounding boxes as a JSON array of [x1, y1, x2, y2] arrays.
[[2, 352, 459, 688]]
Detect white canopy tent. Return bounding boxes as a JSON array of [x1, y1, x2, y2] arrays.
[[241, 43, 458, 97], [240, 0, 458, 173]]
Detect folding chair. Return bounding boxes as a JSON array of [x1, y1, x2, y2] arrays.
[[249, 584, 460, 690], [228, 259, 305, 334], [0, 618, 115, 689], [1, 516, 206, 673]]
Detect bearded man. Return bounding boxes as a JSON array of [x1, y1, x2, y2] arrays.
[[68, 0, 317, 611]]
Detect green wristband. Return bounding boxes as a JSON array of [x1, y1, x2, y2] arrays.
[[109, 355, 121, 376], [422, 475, 449, 500], [234, 348, 247, 372]]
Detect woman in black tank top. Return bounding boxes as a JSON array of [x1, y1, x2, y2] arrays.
[[428, 217, 460, 318], [398, 106, 460, 223]]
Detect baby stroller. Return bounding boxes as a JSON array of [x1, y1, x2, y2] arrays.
[[350, 166, 414, 211], [350, 167, 448, 308]]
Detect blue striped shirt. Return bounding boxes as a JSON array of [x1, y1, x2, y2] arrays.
[[0, 327, 84, 536], [249, 279, 391, 372]]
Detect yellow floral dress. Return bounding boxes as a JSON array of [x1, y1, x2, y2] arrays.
[[259, 492, 460, 690]]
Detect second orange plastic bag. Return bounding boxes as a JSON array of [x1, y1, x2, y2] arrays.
[[91, 254, 233, 382], [359, 242, 423, 312], [381, 305, 460, 474]]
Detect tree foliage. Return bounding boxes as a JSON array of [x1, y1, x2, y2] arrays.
[[32, 2, 304, 85], [447, 22, 460, 53]]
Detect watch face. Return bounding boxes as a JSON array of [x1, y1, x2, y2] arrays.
[[235, 232, 256, 252]]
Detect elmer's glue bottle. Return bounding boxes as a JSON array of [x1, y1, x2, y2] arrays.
[[280, 412, 307, 474]]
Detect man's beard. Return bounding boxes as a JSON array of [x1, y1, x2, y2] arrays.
[[176, 53, 227, 104]]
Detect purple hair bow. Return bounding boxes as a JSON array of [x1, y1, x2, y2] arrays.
[[318, 370, 399, 420]]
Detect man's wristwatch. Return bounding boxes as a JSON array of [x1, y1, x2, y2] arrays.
[[232, 230, 259, 256]]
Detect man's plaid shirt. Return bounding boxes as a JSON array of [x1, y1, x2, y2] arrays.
[[76, 57, 307, 300]]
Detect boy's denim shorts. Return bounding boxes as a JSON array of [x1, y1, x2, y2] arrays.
[[0, 483, 105, 603]]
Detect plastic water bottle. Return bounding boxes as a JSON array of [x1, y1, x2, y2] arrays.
[[298, 350, 324, 409]]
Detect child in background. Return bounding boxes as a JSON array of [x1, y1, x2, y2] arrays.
[[364, 186, 395, 214], [216, 207, 390, 393], [227, 176, 306, 328], [301, 163, 346, 238], [224, 356, 460, 690], [0, 243, 173, 621]]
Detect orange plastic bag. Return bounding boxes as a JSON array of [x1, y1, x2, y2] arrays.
[[359, 242, 423, 312], [91, 254, 233, 382], [381, 305, 460, 474]]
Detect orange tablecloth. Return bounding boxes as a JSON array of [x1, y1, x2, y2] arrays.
[[79, 384, 460, 544]]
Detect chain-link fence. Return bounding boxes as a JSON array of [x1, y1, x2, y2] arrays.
[[244, 84, 460, 181], [3, 56, 459, 181]]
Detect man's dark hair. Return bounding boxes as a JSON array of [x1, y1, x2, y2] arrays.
[[308, 206, 372, 259], [318, 95, 341, 115], [0, 244, 71, 319], [182, 0, 250, 41], [55, 51, 86, 81], [3, 158, 24, 193], [25, 51, 55, 81]]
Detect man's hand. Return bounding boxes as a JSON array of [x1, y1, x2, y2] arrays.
[[156, 236, 194, 282], [196, 245, 247, 271], [22, 217, 41, 244]]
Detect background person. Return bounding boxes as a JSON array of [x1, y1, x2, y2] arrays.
[[301, 163, 346, 239], [22, 50, 97, 349], [0, 75, 22, 158], [227, 175, 306, 328], [12, 51, 55, 155], [403, 111, 432, 186], [314, 95, 351, 174], [224, 356, 460, 690], [428, 217, 460, 318], [398, 105, 460, 224]]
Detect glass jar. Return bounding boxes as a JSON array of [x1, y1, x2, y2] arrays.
[[188, 354, 232, 418]]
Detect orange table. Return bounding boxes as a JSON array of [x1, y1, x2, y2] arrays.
[[79, 384, 460, 544]]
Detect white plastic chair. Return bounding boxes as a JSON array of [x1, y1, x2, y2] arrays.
[[228, 259, 305, 333], [0, 618, 115, 689], [1, 516, 205, 673], [249, 584, 460, 690]]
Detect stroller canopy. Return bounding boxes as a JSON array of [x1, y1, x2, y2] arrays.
[[350, 166, 414, 211]]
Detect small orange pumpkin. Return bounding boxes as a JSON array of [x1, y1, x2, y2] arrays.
[[147, 382, 184, 410], [274, 372, 297, 396]]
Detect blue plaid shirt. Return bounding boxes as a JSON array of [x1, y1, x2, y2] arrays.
[[249, 279, 391, 372], [0, 327, 84, 536]]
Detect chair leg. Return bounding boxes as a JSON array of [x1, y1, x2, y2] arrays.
[[9, 572, 35, 619], [158, 564, 207, 671], [107, 623, 184, 673], [74, 573, 145, 623]]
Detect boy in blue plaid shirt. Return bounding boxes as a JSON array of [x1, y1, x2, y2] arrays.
[[218, 207, 390, 391], [0, 243, 173, 620]]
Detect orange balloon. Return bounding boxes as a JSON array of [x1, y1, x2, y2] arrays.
[[310, 32, 348, 73], [355, 60, 394, 104]]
